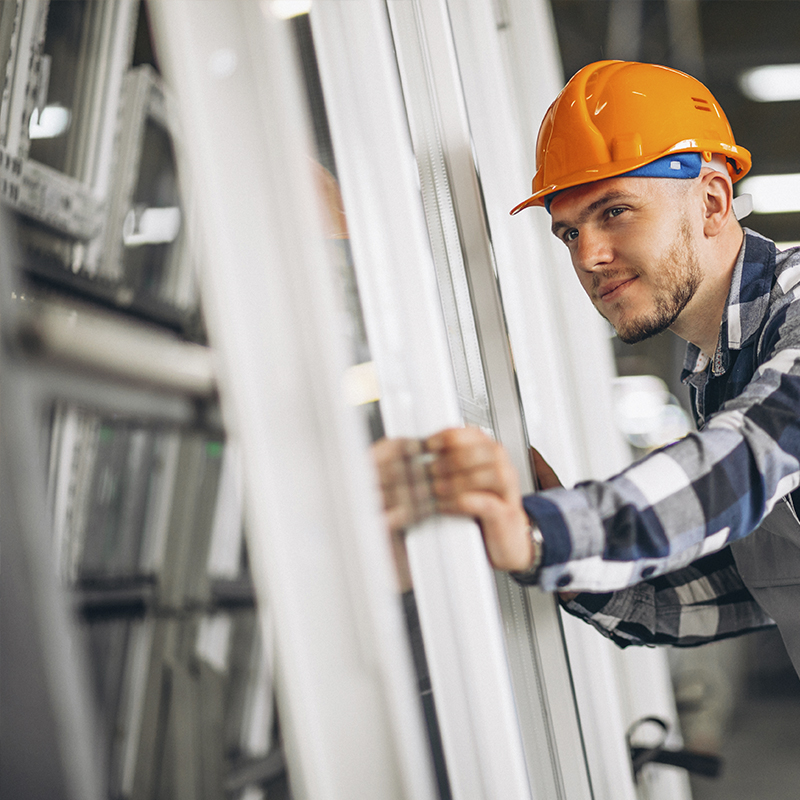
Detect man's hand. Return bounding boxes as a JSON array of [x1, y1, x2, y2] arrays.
[[372, 428, 567, 584], [529, 445, 562, 491], [372, 437, 436, 591], [372, 437, 437, 534], [424, 427, 534, 573]]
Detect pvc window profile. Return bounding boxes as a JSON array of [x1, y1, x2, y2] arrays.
[[148, 2, 440, 797]]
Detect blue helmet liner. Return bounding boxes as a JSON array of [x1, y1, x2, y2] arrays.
[[544, 152, 703, 213]]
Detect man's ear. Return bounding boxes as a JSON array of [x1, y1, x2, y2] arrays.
[[701, 171, 734, 237]]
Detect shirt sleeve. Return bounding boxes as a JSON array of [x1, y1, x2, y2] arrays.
[[558, 547, 775, 648], [523, 297, 800, 594]]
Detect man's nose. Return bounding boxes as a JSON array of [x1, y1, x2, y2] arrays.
[[573, 229, 613, 273]]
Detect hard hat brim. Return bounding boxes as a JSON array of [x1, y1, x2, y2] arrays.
[[510, 141, 752, 216]]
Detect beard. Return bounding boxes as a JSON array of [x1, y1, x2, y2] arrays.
[[599, 219, 701, 345]]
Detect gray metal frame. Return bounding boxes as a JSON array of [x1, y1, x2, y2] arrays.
[[0, 210, 105, 800], [0, 6, 263, 798]]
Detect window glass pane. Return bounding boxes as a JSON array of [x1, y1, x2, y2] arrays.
[[28, 0, 87, 173], [290, 11, 384, 442], [122, 117, 184, 307]]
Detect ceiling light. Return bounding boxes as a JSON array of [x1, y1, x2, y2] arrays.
[[739, 64, 800, 102], [737, 174, 800, 214]]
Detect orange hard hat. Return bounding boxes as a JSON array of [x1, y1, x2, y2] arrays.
[[510, 60, 752, 214]]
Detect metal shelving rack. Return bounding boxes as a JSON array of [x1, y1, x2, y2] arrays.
[[0, 4, 276, 799]]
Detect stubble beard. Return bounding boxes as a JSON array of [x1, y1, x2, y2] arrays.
[[602, 219, 701, 345]]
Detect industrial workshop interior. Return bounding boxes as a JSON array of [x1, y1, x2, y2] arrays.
[[4, 0, 800, 798]]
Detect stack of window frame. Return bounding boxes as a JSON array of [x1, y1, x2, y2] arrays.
[[0, 3, 279, 798]]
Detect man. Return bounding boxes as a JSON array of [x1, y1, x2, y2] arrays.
[[380, 60, 800, 674]]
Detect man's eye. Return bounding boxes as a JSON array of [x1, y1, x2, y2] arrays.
[[563, 229, 578, 243], [608, 206, 626, 218]]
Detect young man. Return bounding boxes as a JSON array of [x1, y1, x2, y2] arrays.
[[380, 60, 800, 673]]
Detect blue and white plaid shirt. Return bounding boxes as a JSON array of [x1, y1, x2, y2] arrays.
[[519, 229, 800, 648]]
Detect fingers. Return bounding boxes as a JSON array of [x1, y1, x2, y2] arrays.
[[373, 427, 540, 575], [426, 428, 535, 573], [372, 437, 436, 592], [426, 427, 521, 503], [430, 461, 517, 505], [374, 428, 519, 539], [426, 425, 496, 458], [372, 437, 437, 533]]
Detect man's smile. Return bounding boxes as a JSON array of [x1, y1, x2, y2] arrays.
[[596, 276, 638, 302]]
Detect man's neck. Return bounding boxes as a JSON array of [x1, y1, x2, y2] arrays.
[[671, 226, 745, 358]]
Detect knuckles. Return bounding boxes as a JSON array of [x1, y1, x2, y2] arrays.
[[373, 429, 526, 568]]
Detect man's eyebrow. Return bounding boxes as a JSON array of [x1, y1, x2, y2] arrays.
[[550, 191, 632, 235]]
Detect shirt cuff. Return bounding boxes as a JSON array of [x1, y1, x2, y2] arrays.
[[522, 486, 612, 591]]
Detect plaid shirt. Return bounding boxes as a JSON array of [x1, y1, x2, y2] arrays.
[[518, 229, 800, 648]]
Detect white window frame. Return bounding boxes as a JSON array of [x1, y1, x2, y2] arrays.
[[455, 2, 692, 798], [1, 1, 137, 241], [147, 2, 440, 798], [310, 2, 547, 796], [150, 0, 692, 798]]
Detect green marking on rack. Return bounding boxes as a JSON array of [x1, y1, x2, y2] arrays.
[[206, 441, 223, 458]]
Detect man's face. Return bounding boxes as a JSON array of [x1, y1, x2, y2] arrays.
[[549, 176, 701, 344]]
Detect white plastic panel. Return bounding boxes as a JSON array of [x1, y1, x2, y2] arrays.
[[147, 2, 438, 798], [473, 2, 692, 799], [377, 0, 604, 795], [309, 2, 533, 796]]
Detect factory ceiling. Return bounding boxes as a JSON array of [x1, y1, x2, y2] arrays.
[[549, 0, 800, 244]]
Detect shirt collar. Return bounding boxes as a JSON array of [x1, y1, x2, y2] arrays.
[[682, 229, 776, 381]]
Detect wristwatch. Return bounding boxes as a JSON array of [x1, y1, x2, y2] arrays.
[[511, 521, 544, 585]]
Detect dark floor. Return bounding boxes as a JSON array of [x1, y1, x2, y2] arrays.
[[689, 695, 800, 800], [688, 630, 800, 800]]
